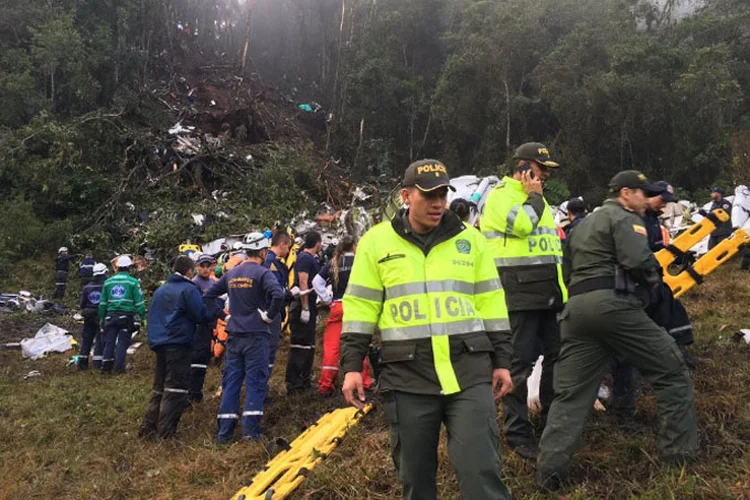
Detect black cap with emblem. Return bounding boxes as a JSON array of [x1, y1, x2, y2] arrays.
[[513, 142, 560, 168], [403, 159, 457, 192], [608, 170, 662, 197]]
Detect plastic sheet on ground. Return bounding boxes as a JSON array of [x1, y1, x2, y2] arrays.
[[21, 323, 75, 360]]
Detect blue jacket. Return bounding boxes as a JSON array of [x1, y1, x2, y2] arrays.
[[79, 257, 96, 278], [80, 276, 105, 317], [643, 210, 665, 252], [204, 261, 284, 334], [147, 273, 215, 350]]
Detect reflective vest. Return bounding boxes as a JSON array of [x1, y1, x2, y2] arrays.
[[480, 176, 568, 303], [342, 220, 508, 395]]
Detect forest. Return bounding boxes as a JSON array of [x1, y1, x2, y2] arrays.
[[1, 0, 749, 261]]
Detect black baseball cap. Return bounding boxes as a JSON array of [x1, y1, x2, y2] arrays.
[[567, 198, 586, 214], [403, 159, 456, 192], [608, 170, 662, 196], [711, 186, 725, 195], [654, 181, 677, 202], [513, 142, 560, 168]]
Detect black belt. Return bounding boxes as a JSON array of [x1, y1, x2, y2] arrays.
[[568, 277, 616, 297]]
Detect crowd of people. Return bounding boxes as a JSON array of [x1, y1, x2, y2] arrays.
[[57, 141, 732, 497]]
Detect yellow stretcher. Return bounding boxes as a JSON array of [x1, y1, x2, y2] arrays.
[[232, 404, 373, 500], [655, 208, 750, 298]]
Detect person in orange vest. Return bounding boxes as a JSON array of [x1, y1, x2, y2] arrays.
[[312, 235, 372, 396]]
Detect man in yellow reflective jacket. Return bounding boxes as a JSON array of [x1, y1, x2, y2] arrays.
[[341, 159, 514, 500], [480, 142, 567, 460]]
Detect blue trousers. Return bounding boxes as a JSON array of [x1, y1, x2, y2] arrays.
[[102, 313, 134, 373], [269, 315, 282, 373], [77, 316, 99, 369], [216, 333, 270, 442]]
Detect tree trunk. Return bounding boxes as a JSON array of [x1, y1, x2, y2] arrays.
[[326, 0, 347, 152], [503, 77, 511, 153], [240, 0, 255, 71]]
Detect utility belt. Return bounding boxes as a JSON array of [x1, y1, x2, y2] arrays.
[[103, 311, 136, 331], [569, 269, 636, 298]]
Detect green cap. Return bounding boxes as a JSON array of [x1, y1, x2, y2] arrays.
[[513, 142, 559, 168], [608, 170, 661, 196], [403, 159, 456, 192]]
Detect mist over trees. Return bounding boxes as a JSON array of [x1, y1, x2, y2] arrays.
[[1, 0, 749, 258]]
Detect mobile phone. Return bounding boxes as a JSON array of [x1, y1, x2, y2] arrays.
[[519, 162, 535, 180]]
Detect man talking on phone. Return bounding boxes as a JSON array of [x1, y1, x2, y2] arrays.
[[480, 142, 567, 460]]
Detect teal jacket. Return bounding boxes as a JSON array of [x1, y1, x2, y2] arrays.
[[99, 271, 146, 321]]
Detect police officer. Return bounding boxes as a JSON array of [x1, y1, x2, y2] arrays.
[[98, 255, 147, 373], [204, 232, 284, 442], [536, 171, 698, 490], [79, 252, 96, 288], [708, 187, 733, 249], [77, 263, 108, 370], [285, 231, 322, 394], [188, 254, 217, 403], [341, 159, 513, 500], [480, 142, 566, 459], [263, 232, 300, 377]]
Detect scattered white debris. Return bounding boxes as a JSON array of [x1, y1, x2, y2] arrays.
[[21, 323, 74, 360]]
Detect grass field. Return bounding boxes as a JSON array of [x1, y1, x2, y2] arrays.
[[2, 262, 750, 499]]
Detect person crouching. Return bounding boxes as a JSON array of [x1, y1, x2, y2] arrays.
[[139, 256, 219, 440]]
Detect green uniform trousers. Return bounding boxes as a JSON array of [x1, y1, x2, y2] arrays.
[[537, 290, 698, 478], [502, 309, 560, 446], [383, 383, 509, 500]]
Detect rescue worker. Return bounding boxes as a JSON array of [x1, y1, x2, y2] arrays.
[[285, 231, 322, 394], [480, 142, 566, 459], [54, 247, 76, 298], [263, 232, 300, 376], [77, 263, 108, 370], [536, 171, 698, 490], [98, 255, 147, 373], [708, 186, 733, 249], [564, 198, 587, 236], [341, 159, 514, 500], [312, 235, 371, 396], [140, 256, 218, 439], [204, 232, 284, 442], [188, 254, 217, 403], [79, 252, 96, 288]]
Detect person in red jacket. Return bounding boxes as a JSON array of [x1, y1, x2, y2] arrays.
[[312, 236, 371, 396]]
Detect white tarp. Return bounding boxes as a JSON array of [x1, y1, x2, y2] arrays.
[[21, 323, 74, 360]]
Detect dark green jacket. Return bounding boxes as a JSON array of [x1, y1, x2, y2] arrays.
[[565, 199, 660, 289]]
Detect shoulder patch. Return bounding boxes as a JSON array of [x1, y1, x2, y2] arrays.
[[633, 224, 647, 236]]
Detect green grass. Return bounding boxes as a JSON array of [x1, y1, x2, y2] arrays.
[[1, 263, 750, 498]]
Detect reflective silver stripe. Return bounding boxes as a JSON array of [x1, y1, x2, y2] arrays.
[[523, 205, 540, 228], [474, 279, 502, 294], [345, 284, 383, 302], [484, 318, 511, 332], [103, 358, 114, 362], [242, 411, 263, 416], [669, 325, 692, 334], [164, 388, 189, 394], [482, 231, 504, 240], [494, 255, 562, 267], [290, 344, 315, 350], [268, 364, 274, 369], [93, 356, 103, 360], [506, 205, 522, 234], [78, 355, 88, 359], [217, 413, 239, 419], [380, 319, 485, 341], [191, 364, 208, 369], [385, 280, 475, 301], [484, 226, 557, 241], [152, 390, 163, 395], [321, 366, 339, 371], [342, 321, 376, 335]]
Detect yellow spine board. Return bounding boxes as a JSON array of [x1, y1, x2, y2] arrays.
[[665, 229, 750, 298], [655, 208, 730, 268], [231, 404, 373, 500]]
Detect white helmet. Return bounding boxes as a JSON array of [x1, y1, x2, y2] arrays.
[[243, 232, 270, 251], [116, 255, 134, 268], [93, 263, 108, 276], [58, 247, 68, 253]]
